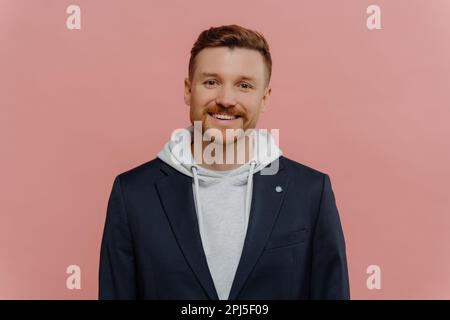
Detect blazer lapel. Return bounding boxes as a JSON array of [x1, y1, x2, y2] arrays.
[[155, 163, 219, 300], [228, 159, 290, 300]]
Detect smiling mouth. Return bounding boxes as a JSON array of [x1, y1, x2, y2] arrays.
[[208, 112, 241, 120]]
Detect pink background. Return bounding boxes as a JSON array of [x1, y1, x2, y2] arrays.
[[1, 0, 450, 299]]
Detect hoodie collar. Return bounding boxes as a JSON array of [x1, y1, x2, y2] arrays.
[[157, 125, 282, 181]]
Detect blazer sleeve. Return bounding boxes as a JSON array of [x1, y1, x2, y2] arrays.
[[99, 176, 137, 299], [310, 174, 350, 299]]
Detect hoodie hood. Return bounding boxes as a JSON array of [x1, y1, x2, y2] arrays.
[[157, 125, 282, 183]]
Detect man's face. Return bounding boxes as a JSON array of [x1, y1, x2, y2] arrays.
[[184, 47, 271, 145]]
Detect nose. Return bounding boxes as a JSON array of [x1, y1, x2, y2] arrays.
[[215, 84, 237, 109]]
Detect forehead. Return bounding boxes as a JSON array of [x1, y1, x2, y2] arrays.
[[193, 47, 266, 81]]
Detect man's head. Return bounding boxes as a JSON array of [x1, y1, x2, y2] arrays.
[[184, 24, 272, 145]]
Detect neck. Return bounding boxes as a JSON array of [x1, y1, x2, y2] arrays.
[[191, 134, 253, 171]]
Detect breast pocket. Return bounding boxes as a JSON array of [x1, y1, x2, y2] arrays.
[[264, 228, 308, 250]]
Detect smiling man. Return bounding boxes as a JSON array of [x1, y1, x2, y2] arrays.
[[99, 24, 350, 300]]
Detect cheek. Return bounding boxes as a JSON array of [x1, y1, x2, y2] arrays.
[[191, 90, 216, 109], [241, 99, 262, 117], [189, 94, 203, 110], [188, 87, 212, 122]]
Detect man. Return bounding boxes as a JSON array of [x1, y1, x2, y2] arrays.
[[99, 24, 350, 300]]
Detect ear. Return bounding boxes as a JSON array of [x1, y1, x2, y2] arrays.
[[184, 77, 191, 106], [260, 86, 272, 114]]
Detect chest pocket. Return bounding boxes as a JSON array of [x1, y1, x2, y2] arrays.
[[264, 228, 308, 250]]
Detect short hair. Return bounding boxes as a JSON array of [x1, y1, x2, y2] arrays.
[[188, 24, 272, 86]]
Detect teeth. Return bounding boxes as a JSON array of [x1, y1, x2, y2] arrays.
[[211, 113, 238, 120]]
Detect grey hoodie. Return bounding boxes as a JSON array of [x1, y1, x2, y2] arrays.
[[157, 125, 282, 300]]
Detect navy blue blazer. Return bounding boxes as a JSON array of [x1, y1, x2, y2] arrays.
[[99, 156, 350, 300]]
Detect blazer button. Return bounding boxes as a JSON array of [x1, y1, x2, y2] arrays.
[[275, 186, 283, 193]]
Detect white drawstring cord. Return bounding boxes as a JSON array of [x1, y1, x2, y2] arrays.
[[244, 160, 257, 236], [191, 165, 207, 254]]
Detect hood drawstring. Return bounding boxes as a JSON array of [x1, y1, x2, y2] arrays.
[[191, 160, 257, 249], [244, 160, 257, 235], [191, 165, 206, 250]]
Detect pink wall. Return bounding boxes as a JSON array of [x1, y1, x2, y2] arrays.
[[1, 0, 449, 299]]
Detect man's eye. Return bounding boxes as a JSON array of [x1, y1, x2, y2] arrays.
[[239, 82, 253, 89], [204, 80, 217, 87]]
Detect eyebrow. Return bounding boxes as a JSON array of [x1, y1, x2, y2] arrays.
[[200, 72, 257, 82]]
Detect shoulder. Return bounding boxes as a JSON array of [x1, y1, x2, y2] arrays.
[[278, 156, 333, 195], [280, 156, 328, 180], [114, 158, 167, 187]]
